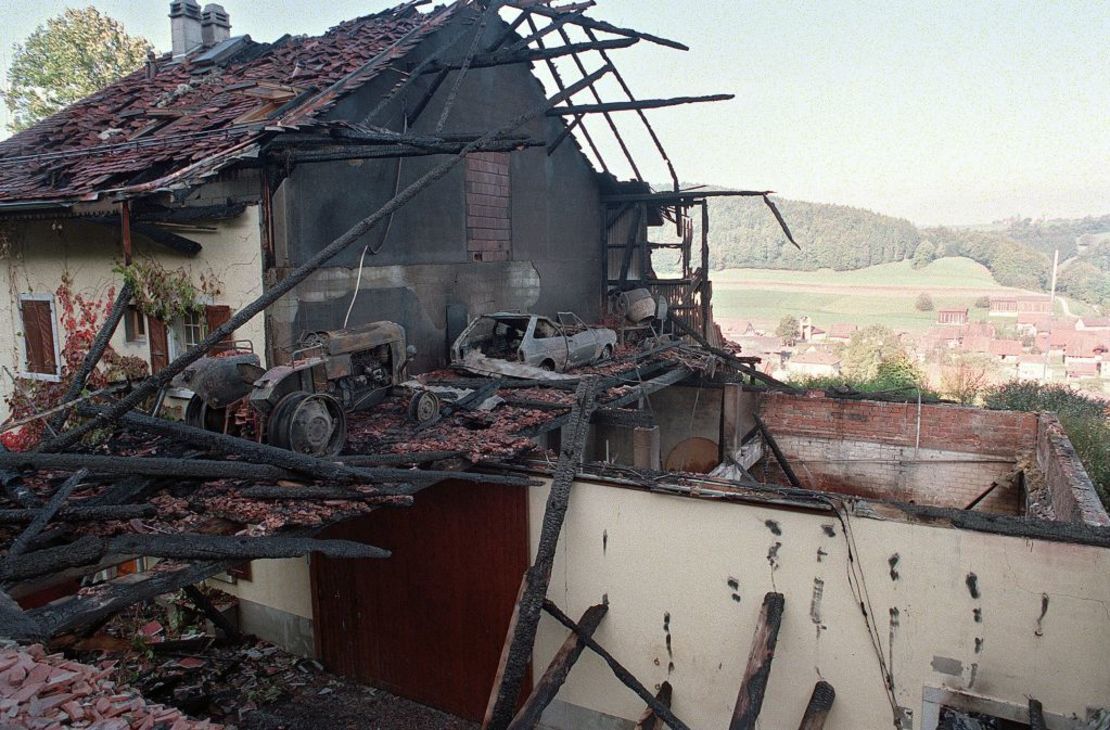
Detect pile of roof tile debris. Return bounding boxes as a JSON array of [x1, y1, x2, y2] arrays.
[[0, 642, 218, 729]]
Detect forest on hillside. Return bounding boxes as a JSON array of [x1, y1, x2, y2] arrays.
[[703, 194, 1110, 309]]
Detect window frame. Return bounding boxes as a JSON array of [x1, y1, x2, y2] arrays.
[[17, 292, 62, 382], [123, 304, 147, 344]]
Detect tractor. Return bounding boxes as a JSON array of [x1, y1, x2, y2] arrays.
[[171, 321, 439, 457]]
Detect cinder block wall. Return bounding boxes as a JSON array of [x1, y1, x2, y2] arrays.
[[758, 393, 1038, 512]]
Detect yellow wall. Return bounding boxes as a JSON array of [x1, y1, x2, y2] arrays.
[[212, 557, 315, 620], [529, 479, 1110, 728], [0, 208, 266, 418]]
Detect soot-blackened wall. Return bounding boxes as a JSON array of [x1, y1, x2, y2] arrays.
[[268, 11, 604, 370]]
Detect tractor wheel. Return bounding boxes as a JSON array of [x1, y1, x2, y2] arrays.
[[267, 391, 347, 457], [407, 389, 441, 424], [185, 394, 227, 433]]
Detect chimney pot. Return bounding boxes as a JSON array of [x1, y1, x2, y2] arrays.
[[201, 4, 232, 48], [169, 0, 203, 57]]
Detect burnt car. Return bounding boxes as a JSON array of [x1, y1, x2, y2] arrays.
[[451, 312, 617, 372]]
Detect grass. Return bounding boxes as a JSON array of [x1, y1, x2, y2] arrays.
[[707, 256, 1083, 332], [711, 257, 1001, 288]]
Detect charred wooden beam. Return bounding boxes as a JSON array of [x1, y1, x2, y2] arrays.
[[183, 585, 241, 640], [48, 283, 132, 433], [1028, 699, 1047, 730], [77, 405, 398, 487], [0, 452, 296, 484], [29, 559, 231, 636], [484, 378, 598, 730], [44, 64, 616, 453], [0, 589, 43, 642], [8, 469, 89, 557], [330, 450, 462, 466], [507, 8, 582, 50], [276, 138, 541, 164], [0, 504, 154, 524], [637, 681, 673, 730], [553, 24, 642, 179], [237, 486, 414, 505], [106, 534, 391, 562], [548, 94, 733, 116], [1, 536, 107, 582], [797, 681, 835, 730], [543, 600, 690, 730], [730, 592, 786, 730], [668, 316, 798, 392], [0, 448, 39, 508], [506, 3, 689, 51], [423, 37, 636, 73], [507, 603, 608, 729], [754, 415, 803, 490]]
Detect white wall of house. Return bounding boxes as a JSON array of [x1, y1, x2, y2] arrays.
[[529, 479, 1110, 729], [0, 207, 266, 419]]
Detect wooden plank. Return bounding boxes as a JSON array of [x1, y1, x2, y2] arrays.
[[548, 94, 734, 116], [754, 414, 803, 489], [483, 378, 599, 729], [7, 469, 89, 557], [542, 600, 690, 730], [1028, 698, 1047, 730], [797, 680, 835, 730], [507, 603, 608, 729], [730, 592, 785, 730], [636, 681, 673, 730], [184, 585, 241, 640]]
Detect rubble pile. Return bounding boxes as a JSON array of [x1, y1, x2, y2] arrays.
[[0, 643, 218, 729]]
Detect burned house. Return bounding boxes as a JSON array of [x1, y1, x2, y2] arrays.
[[0, 2, 1107, 730]]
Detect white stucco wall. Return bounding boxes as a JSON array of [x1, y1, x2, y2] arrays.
[[0, 208, 266, 419], [212, 556, 314, 620], [529, 479, 1110, 729]]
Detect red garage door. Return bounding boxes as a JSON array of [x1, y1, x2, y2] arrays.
[[311, 479, 531, 721]]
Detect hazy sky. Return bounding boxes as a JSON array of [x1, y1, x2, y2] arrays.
[[0, 0, 1106, 225]]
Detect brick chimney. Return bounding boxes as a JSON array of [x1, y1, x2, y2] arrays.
[[169, 0, 203, 57], [201, 4, 231, 48]]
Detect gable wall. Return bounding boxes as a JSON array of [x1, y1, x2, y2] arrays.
[[268, 14, 605, 371]]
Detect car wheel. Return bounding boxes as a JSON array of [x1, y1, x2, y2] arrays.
[[601, 345, 613, 361], [540, 359, 556, 371]]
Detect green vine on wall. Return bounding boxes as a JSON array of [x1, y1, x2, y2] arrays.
[[113, 258, 222, 322]]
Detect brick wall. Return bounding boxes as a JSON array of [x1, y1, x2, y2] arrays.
[[760, 392, 1037, 456], [1036, 414, 1110, 526], [465, 152, 511, 262], [758, 434, 1021, 512], [758, 392, 1037, 512]]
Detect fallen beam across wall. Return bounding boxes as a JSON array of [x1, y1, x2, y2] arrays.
[[731, 592, 786, 730], [507, 603, 608, 729], [636, 681, 673, 730], [754, 414, 803, 489], [797, 681, 835, 730], [236, 486, 414, 504], [484, 378, 599, 730], [542, 600, 690, 730], [7, 469, 89, 558], [0, 452, 300, 484]]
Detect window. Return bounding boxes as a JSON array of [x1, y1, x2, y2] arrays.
[[176, 310, 208, 351], [124, 305, 146, 343], [18, 294, 60, 380]]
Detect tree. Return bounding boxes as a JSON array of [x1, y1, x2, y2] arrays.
[[2, 7, 151, 132], [939, 353, 996, 405], [841, 325, 904, 381], [775, 315, 799, 345], [912, 241, 936, 269], [914, 292, 934, 311]]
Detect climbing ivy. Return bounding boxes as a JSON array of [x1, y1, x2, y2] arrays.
[[113, 258, 221, 322]]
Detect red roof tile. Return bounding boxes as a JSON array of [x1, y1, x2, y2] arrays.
[[0, 2, 458, 206]]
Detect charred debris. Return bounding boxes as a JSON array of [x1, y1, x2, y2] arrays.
[[0, 0, 815, 726]]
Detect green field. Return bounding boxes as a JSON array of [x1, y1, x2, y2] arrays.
[[709, 257, 1079, 333]]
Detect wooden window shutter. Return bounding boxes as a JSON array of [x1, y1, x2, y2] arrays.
[[20, 299, 56, 374], [205, 305, 233, 347], [148, 317, 169, 373]]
